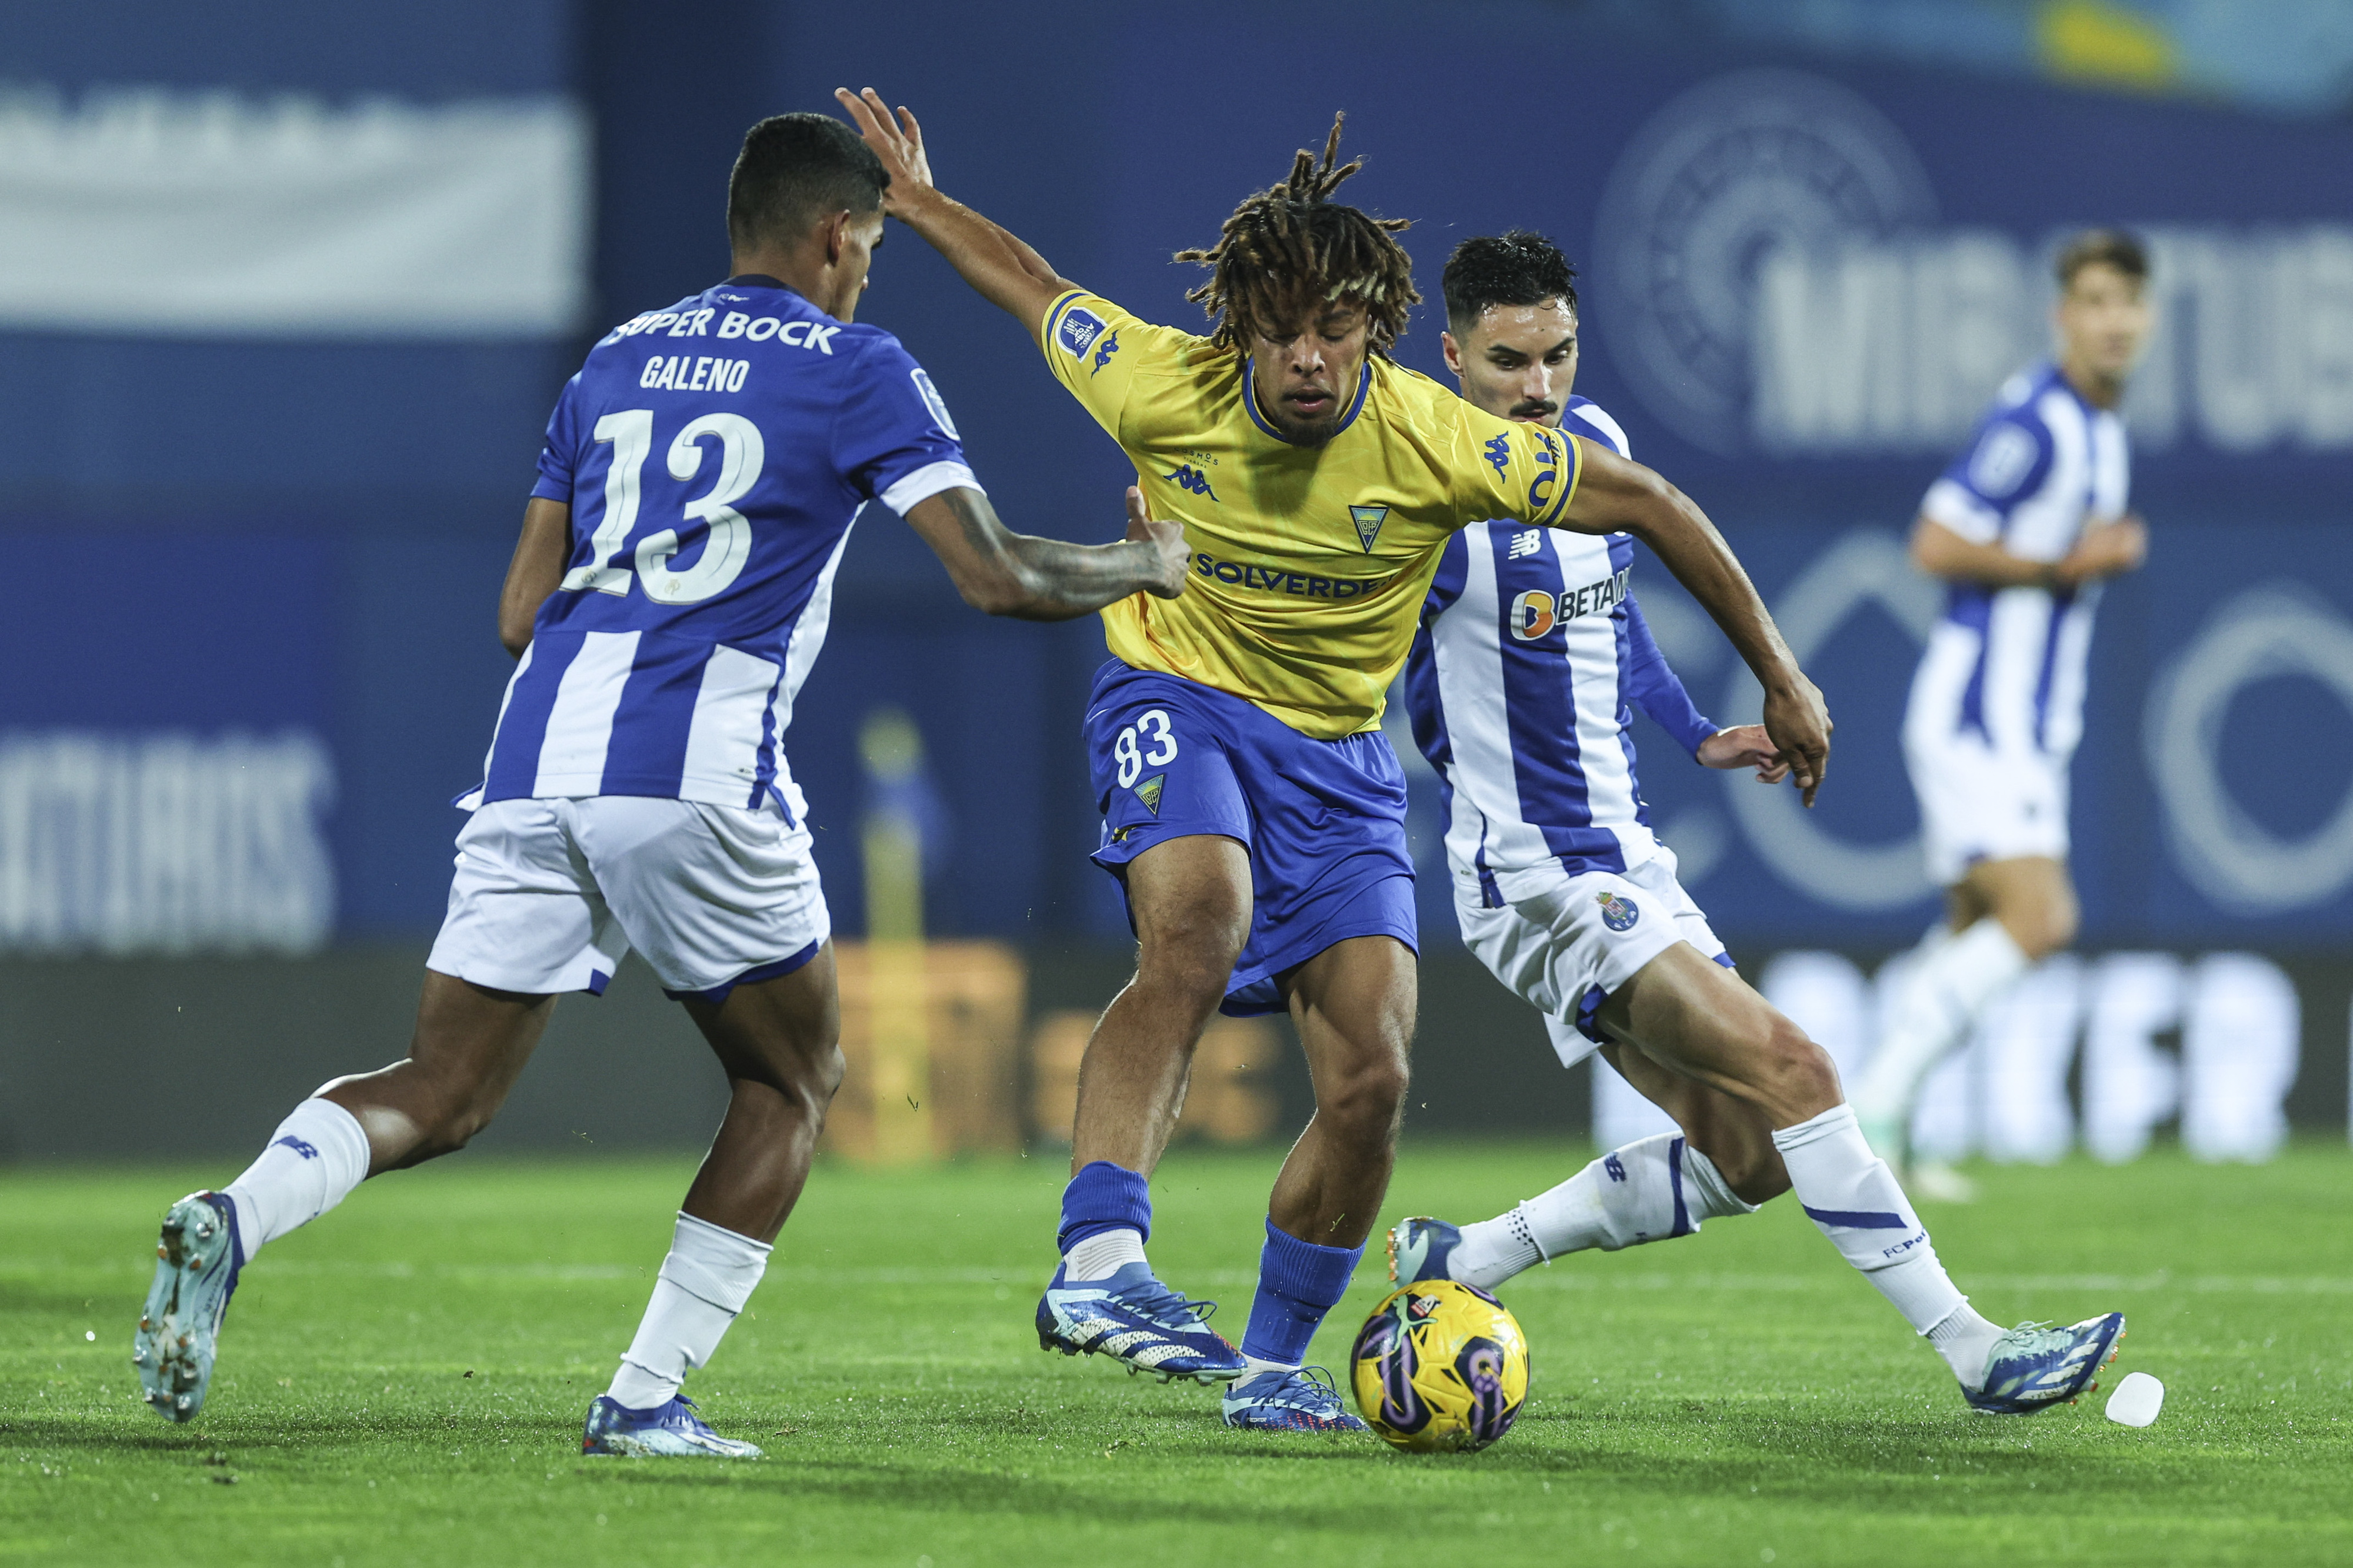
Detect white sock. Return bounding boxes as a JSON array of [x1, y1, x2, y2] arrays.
[[1061, 1226, 1148, 1283], [1242, 1355, 1298, 1376], [606, 1213, 771, 1411], [1771, 1103, 2001, 1389], [1448, 1136, 1759, 1290], [222, 1099, 372, 1265], [1853, 920, 2029, 1127]]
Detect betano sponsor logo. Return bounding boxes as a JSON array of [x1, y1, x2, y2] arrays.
[[1509, 566, 1631, 640]]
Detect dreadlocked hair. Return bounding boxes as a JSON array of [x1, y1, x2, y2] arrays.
[[1175, 113, 1419, 357]]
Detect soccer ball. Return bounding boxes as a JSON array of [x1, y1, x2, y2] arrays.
[[1349, 1279, 1529, 1452]]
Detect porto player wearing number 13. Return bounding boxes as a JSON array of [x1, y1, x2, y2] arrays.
[[131, 112, 1187, 1456]]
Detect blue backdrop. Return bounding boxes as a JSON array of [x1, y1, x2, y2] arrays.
[[5, 0, 2351, 950]]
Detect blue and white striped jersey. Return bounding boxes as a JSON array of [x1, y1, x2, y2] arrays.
[[1907, 361, 2128, 763], [1404, 397, 1718, 905], [462, 277, 976, 816]]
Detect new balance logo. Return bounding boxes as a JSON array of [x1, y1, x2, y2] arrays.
[[1604, 1153, 1627, 1182], [272, 1136, 319, 1160], [1163, 465, 1218, 500], [1507, 528, 1543, 561], [1484, 434, 1511, 475]]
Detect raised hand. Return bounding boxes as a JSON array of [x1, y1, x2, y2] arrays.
[[834, 88, 933, 208], [1697, 723, 1791, 784], [1125, 486, 1191, 600]]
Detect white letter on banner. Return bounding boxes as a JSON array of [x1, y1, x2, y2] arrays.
[[2081, 953, 2183, 1164], [2181, 953, 2298, 1163]]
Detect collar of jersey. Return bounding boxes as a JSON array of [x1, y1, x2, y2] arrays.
[[1241, 358, 1372, 445]]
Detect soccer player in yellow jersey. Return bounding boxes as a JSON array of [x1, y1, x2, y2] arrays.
[[839, 89, 1831, 1430]]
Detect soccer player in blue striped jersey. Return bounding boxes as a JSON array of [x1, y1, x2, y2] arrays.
[[132, 112, 1188, 1454], [1388, 233, 2127, 1416], [1853, 232, 2152, 1202]]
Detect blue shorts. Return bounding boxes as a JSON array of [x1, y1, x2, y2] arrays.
[[1084, 661, 1417, 1016]]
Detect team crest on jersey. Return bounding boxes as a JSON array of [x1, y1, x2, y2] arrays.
[[1135, 773, 1166, 816], [1349, 505, 1389, 553], [1595, 890, 1641, 932], [1056, 307, 1109, 359]]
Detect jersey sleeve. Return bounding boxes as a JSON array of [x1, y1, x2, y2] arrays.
[[831, 335, 982, 516], [1037, 289, 1184, 443], [530, 373, 585, 502], [1622, 596, 1718, 759], [1448, 402, 1582, 531], [1922, 409, 2053, 544]]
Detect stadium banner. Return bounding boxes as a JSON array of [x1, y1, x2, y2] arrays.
[[0, 86, 589, 339]]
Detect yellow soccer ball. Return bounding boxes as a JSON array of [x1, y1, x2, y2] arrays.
[[1349, 1279, 1529, 1452]]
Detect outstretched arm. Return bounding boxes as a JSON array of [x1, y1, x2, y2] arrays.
[[1563, 439, 1831, 805], [835, 88, 1074, 343], [904, 485, 1189, 622]]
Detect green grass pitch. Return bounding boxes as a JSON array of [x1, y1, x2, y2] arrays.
[[2, 1142, 2348, 1566]]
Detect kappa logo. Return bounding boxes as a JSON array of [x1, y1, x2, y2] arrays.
[[1164, 464, 1218, 500], [1595, 890, 1641, 932], [1349, 504, 1389, 553], [1134, 773, 1166, 816], [1056, 306, 1109, 358], [1484, 434, 1511, 475], [1092, 329, 1121, 373], [272, 1135, 320, 1160]]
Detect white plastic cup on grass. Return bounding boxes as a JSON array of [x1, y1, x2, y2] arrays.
[[2104, 1371, 2164, 1427]]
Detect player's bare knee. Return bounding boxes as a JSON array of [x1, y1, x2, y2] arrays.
[[1321, 1048, 1410, 1144], [1750, 1020, 1839, 1121]]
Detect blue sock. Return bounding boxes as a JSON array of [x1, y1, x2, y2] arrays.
[[1239, 1217, 1363, 1367], [1056, 1161, 1152, 1255]]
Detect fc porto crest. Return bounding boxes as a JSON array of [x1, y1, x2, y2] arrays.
[[1349, 504, 1389, 553], [1134, 773, 1166, 816], [1594, 890, 1641, 933]]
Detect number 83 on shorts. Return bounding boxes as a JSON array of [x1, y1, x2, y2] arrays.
[[1112, 708, 1179, 789]]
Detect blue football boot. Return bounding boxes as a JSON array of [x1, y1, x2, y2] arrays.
[[134, 1192, 243, 1423], [581, 1394, 763, 1458], [1221, 1365, 1369, 1433], [1965, 1313, 2127, 1414], [1385, 1216, 1464, 1286], [1035, 1262, 1247, 1384]]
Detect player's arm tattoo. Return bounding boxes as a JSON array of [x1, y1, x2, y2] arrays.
[[498, 497, 572, 658], [904, 486, 1186, 622], [1562, 440, 1832, 805]]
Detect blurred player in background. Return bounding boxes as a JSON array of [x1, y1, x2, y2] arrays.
[[1388, 232, 2128, 1416], [839, 89, 1829, 1432], [1852, 232, 2153, 1201], [133, 113, 1187, 1456]]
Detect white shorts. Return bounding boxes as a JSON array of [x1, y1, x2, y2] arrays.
[[1905, 729, 2069, 886], [1454, 846, 1728, 1070], [426, 796, 831, 1001]]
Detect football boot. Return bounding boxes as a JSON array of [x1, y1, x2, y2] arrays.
[[1965, 1313, 2127, 1414], [1385, 1216, 1463, 1286], [1220, 1365, 1369, 1433], [1035, 1261, 1245, 1384], [581, 1394, 763, 1458], [134, 1192, 242, 1423]]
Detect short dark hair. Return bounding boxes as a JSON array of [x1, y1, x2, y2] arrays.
[[2055, 228, 2149, 291], [728, 113, 889, 253], [1443, 231, 1579, 334], [1175, 114, 1421, 358]]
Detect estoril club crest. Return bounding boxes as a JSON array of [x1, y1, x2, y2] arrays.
[[1349, 505, 1389, 553], [1594, 69, 1939, 456]]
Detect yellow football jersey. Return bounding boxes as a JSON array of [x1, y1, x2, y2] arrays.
[[1040, 288, 1582, 739]]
